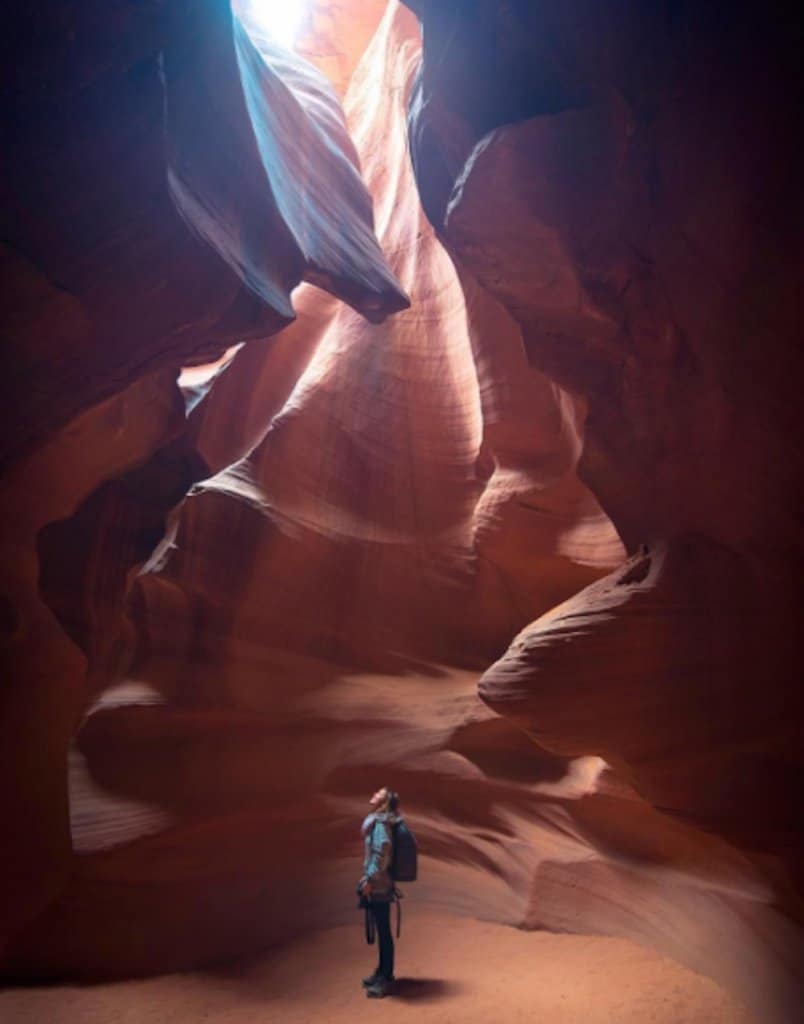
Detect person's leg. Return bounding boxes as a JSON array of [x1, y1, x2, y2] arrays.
[[362, 904, 383, 985], [373, 901, 394, 980], [362, 907, 381, 985]]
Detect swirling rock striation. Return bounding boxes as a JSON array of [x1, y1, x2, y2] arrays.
[[1, 0, 406, 471], [2, 4, 800, 1021], [406, 1, 803, 1017], [1, 0, 405, 951], [1, 1, 623, 981]]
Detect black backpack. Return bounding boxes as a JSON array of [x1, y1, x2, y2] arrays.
[[391, 819, 418, 882]]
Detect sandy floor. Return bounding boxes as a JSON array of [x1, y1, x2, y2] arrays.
[[1, 911, 753, 1024]]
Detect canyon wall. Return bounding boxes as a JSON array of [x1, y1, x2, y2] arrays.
[[410, 0, 803, 894], [1, 0, 406, 949], [1, 2, 801, 1021]]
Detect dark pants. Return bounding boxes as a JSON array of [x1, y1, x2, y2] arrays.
[[370, 900, 394, 979]]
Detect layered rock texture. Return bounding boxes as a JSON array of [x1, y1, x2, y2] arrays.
[[1, 1, 801, 1022]]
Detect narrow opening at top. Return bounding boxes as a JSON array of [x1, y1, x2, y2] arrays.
[[240, 0, 308, 49]]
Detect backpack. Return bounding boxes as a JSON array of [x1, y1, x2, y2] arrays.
[[391, 819, 418, 882]]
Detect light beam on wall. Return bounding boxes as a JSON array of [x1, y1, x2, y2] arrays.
[[245, 0, 307, 48]]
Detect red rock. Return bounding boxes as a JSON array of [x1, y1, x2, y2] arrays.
[[1, 0, 406, 470], [1, 3, 801, 1020]]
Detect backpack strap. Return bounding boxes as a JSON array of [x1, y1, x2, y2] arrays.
[[392, 886, 403, 938]]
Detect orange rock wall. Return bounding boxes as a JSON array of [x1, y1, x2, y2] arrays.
[[1, 3, 801, 1021]]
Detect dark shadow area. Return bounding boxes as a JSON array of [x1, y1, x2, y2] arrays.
[[391, 977, 462, 1001], [448, 717, 571, 784]]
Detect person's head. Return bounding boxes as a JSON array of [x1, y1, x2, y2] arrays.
[[369, 786, 400, 813]]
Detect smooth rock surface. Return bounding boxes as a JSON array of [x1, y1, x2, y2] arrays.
[[1, 4, 801, 1023], [1, 0, 406, 470]]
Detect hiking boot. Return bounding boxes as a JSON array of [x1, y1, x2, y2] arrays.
[[366, 978, 388, 998], [363, 971, 394, 988]]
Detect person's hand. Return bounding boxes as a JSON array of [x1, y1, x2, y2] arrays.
[[361, 879, 372, 896]]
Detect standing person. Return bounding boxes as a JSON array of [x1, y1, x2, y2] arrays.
[[358, 786, 402, 998]]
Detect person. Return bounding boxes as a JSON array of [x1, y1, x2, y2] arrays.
[[358, 786, 402, 998]]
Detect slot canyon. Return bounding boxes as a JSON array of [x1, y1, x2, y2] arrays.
[[1, 1, 801, 1021]]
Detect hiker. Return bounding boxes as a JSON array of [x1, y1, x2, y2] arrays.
[[358, 787, 402, 998]]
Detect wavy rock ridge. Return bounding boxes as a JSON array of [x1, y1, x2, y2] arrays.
[[1, 3, 801, 1022]]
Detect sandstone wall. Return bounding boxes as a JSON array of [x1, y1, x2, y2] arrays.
[[1, 3, 800, 1020]]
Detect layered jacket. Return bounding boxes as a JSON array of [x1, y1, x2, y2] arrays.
[[360, 810, 401, 902]]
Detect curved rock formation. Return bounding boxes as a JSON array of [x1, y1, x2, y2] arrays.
[[1, 0, 406, 471], [130, 1, 618, 686], [1, 0, 405, 948], [408, 0, 803, 1017], [1, 2, 801, 1021], [423, 0, 804, 855], [2, 0, 623, 977]]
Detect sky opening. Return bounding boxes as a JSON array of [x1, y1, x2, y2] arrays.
[[244, 0, 307, 49]]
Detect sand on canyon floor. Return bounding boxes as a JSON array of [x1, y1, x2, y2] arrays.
[[1, 911, 753, 1024]]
